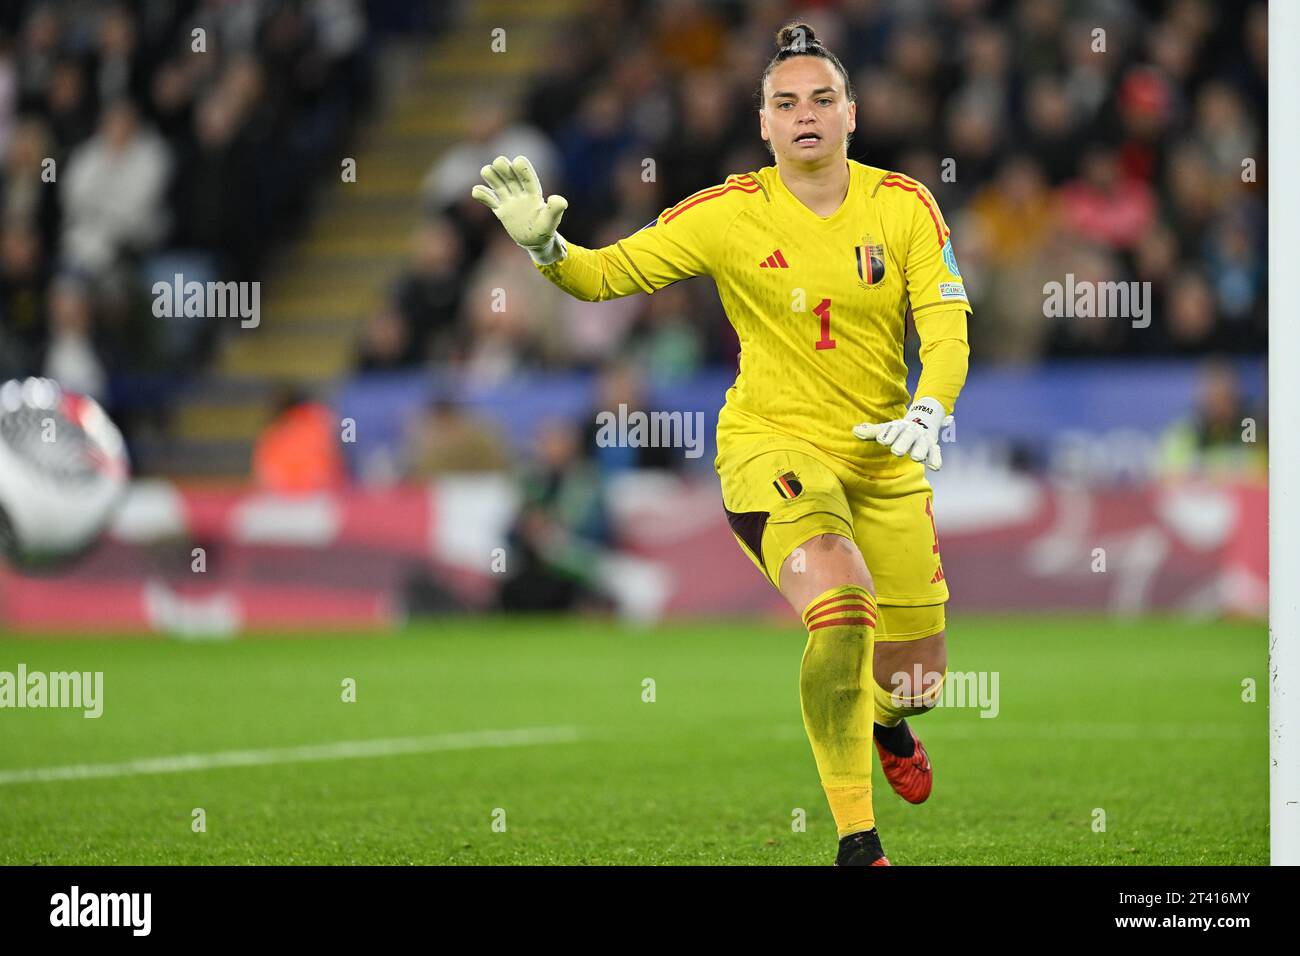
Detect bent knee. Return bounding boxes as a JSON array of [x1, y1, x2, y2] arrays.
[[780, 533, 875, 605], [875, 634, 948, 704]]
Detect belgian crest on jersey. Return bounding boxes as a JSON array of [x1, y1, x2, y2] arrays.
[[855, 235, 887, 289], [773, 470, 803, 499]]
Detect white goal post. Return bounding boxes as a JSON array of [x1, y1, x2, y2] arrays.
[[1270, 0, 1298, 867]]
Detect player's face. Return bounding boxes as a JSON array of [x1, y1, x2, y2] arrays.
[[760, 57, 856, 167]]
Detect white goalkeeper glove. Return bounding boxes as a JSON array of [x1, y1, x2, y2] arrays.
[[470, 155, 568, 265], [852, 397, 954, 471]]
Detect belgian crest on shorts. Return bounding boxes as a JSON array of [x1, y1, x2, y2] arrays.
[[855, 234, 887, 289], [773, 470, 803, 499]]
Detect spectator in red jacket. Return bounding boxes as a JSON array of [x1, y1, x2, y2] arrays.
[[253, 387, 347, 493]]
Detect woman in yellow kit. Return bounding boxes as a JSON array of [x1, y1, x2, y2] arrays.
[[472, 22, 969, 866]]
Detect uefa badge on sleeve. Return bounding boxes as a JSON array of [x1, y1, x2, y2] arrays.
[[942, 237, 961, 277]]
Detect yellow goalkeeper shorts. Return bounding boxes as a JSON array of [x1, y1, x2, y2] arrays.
[[717, 431, 948, 642]]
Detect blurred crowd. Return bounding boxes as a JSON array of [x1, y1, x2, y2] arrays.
[[362, 0, 1267, 389], [0, 0, 1266, 614], [0, 0, 373, 404], [342, 0, 1271, 609]]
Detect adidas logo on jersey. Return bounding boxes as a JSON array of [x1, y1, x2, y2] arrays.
[[758, 249, 789, 268]]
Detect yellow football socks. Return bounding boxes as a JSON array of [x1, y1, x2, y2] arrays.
[[798, 584, 879, 837]]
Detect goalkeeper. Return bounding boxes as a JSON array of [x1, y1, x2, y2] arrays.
[[472, 21, 970, 866]]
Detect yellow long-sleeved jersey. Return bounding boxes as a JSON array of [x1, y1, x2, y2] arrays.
[[536, 159, 971, 476]]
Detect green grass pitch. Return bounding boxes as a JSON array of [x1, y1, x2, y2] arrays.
[[0, 614, 1267, 865]]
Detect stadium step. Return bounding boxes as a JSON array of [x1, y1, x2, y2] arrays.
[[218, 331, 356, 379], [131, 435, 253, 479], [461, 0, 584, 23], [174, 401, 272, 444]]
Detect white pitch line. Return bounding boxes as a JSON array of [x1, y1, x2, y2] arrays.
[[0, 726, 582, 785]]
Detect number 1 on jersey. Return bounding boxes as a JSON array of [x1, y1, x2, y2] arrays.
[[813, 298, 836, 350]]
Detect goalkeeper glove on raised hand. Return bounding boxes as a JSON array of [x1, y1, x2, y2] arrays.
[[470, 155, 568, 265], [852, 397, 954, 471]]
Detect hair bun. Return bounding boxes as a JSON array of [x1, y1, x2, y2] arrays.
[[776, 22, 819, 51]]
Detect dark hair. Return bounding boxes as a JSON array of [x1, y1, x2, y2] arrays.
[[755, 22, 856, 108]]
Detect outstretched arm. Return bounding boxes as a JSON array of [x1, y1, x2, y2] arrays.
[[471, 154, 717, 302]]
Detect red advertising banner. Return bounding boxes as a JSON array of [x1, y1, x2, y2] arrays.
[[0, 476, 1266, 634]]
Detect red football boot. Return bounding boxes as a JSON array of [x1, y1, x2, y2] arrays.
[[875, 722, 932, 804]]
